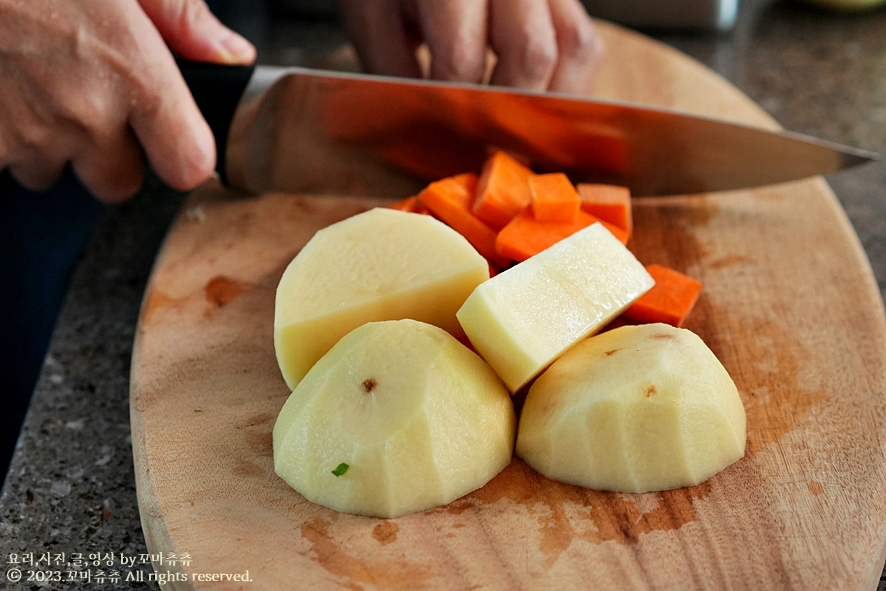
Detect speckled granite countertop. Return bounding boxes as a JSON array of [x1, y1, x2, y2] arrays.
[[2, 2, 885, 589]]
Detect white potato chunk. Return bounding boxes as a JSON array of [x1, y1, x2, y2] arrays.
[[457, 222, 653, 393], [273, 319, 516, 518], [275, 208, 489, 390], [516, 323, 746, 493]]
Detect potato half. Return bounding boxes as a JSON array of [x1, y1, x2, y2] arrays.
[[274, 319, 516, 518], [516, 323, 746, 493]]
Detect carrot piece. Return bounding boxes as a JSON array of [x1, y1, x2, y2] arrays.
[[529, 173, 581, 223], [387, 195, 429, 214], [577, 183, 633, 236], [495, 208, 628, 263], [622, 264, 703, 327], [472, 151, 534, 229], [417, 173, 512, 268]]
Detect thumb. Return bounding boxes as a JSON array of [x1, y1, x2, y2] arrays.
[[138, 0, 256, 64]]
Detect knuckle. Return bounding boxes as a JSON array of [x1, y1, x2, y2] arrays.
[[519, 36, 558, 81], [61, 96, 110, 132], [558, 19, 605, 63], [433, 44, 486, 83], [14, 120, 55, 153], [0, 106, 63, 167], [125, 75, 165, 127]]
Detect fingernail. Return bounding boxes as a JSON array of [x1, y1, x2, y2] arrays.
[[219, 30, 256, 63]]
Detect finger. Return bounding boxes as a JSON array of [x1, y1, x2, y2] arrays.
[[138, 0, 256, 64], [414, 0, 488, 83], [546, 0, 605, 94], [1, 119, 67, 191], [336, 0, 422, 78], [487, 0, 558, 90], [125, 14, 216, 191], [71, 128, 146, 203], [7, 156, 67, 193], [129, 69, 216, 192]]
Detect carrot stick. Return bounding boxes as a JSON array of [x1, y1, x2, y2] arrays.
[[417, 173, 512, 268], [529, 173, 581, 223], [387, 195, 429, 214], [577, 183, 632, 236], [495, 208, 628, 263], [472, 151, 534, 229], [622, 264, 703, 327]]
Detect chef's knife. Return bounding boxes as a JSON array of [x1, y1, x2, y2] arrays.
[[180, 61, 877, 197]]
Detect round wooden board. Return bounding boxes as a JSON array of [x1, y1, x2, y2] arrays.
[[131, 22, 886, 590]]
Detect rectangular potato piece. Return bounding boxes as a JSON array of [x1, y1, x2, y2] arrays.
[[457, 223, 653, 392]]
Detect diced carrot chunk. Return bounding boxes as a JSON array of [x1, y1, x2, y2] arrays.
[[417, 173, 512, 268], [622, 264, 703, 327], [472, 151, 533, 229], [577, 183, 632, 236], [529, 173, 581, 223], [387, 195, 429, 214], [495, 208, 626, 263]]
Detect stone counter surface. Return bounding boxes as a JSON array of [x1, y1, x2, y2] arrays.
[[2, 2, 886, 590]]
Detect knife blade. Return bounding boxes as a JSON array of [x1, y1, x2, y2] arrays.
[[179, 61, 877, 197]]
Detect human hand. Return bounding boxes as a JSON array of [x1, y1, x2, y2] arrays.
[[337, 0, 604, 95], [0, 0, 255, 202]]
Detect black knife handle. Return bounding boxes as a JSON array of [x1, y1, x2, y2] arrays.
[[176, 59, 256, 185]]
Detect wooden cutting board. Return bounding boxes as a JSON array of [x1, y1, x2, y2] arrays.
[[130, 21, 886, 590]]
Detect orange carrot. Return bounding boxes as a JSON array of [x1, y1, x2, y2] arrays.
[[472, 151, 534, 229], [622, 264, 703, 327], [577, 183, 632, 236], [387, 195, 429, 214], [529, 173, 581, 223], [495, 208, 628, 263], [417, 173, 512, 268]]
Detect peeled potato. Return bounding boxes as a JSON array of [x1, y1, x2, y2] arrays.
[[273, 319, 516, 518], [516, 323, 746, 493], [275, 207, 489, 390], [457, 222, 653, 393]]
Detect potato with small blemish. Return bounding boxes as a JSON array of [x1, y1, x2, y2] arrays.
[[516, 323, 746, 493], [273, 319, 516, 518]]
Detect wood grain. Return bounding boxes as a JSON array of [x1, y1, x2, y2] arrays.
[[130, 21, 886, 591]]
